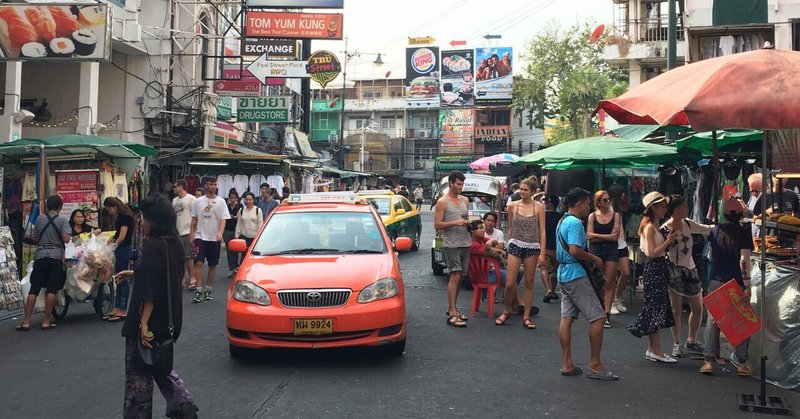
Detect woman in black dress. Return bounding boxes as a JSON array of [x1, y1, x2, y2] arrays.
[[627, 192, 678, 363], [116, 193, 198, 418]]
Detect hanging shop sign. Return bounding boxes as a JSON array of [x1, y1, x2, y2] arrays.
[[56, 169, 99, 228], [241, 38, 299, 58], [474, 125, 511, 141], [237, 96, 291, 123], [244, 12, 343, 40], [0, 4, 111, 61], [306, 50, 340, 89], [439, 109, 474, 155], [215, 65, 261, 97], [408, 36, 435, 45], [216, 96, 232, 121], [245, 0, 343, 8], [212, 121, 238, 150], [56, 169, 97, 192], [440, 49, 474, 107], [474, 47, 513, 105], [405, 46, 440, 99], [246, 53, 308, 84]]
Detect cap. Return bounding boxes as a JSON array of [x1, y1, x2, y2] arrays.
[[642, 191, 667, 212], [722, 198, 745, 214]]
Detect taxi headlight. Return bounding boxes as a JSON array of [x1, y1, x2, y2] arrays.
[[233, 281, 271, 306], [357, 278, 398, 303]]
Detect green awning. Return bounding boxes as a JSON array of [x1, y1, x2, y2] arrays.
[[713, 0, 767, 25], [0, 134, 156, 162], [676, 130, 763, 155], [610, 124, 688, 142], [436, 162, 469, 171]]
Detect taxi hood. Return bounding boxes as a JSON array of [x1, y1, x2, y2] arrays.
[[239, 254, 392, 291]]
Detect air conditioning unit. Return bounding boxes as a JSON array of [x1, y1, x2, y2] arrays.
[[418, 129, 429, 138]]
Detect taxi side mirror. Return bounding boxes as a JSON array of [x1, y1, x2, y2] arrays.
[[228, 239, 248, 253], [395, 208, 406, 216], [394, 237, 412, 252]]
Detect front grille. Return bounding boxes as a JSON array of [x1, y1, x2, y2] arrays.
[[254, 330, 372, 342], [276, 289, 351, 308]]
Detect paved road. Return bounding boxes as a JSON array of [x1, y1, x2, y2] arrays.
[[2, 208, 798, 418]]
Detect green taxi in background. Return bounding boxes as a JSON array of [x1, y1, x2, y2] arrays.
[[357, 190, 421, 251]]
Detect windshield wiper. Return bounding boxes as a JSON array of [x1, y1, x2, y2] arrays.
[[264, 248, 339, 255], [341, 249, 384, 254]]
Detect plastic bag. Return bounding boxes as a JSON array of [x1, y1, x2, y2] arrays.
[[64, 241, 80, 261], [76, 235, 115, 285], [19, 261, 48, 313], [65, 265, 91, 302]]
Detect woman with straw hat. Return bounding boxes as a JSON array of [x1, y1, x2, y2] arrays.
[[627, 191, 678, 363]]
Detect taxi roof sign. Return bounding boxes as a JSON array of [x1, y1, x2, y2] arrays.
[[356, 190, 394, 196], [287, 192, 363, 204]]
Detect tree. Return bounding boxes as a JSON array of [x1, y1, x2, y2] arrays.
[[513, 21, 627, 144]]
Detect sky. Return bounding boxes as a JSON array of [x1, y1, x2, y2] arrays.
[[310, 0, 614, 86]]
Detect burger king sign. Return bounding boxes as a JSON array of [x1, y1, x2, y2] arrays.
[[405, 46, 440, 99]]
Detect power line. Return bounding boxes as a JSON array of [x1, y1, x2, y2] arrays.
[[465, 0, 556, 45], [461, 0, 550, 44], [374, 0, 473, 53]]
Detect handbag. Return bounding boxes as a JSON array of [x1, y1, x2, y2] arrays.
[[556, 215, 605, 304], [133, 237, 175, 376]]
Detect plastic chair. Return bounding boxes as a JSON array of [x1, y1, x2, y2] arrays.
[[468, 256, 503, 317]]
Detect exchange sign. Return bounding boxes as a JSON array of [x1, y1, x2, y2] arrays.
[[237, 96, 291, 123]]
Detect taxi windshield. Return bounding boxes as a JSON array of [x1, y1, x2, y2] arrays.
[[364, 198, 391, 215], [253, 211, 387, 255]]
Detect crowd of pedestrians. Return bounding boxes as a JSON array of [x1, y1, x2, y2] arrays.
[[435, 170, 760, 381]]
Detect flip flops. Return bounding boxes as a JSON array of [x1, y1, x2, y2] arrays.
[[107, 316, 127, 323], [40, 324, 57, 331], [700, 364, 714, 374], [586, 369, 620, 381], [15, 325, 30, 332], [560, 366, 583, 376]]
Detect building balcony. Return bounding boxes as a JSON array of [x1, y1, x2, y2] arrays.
[[406, 128, 440, 139], [344, 98, 406, 112], [604, 18, 686, 65]]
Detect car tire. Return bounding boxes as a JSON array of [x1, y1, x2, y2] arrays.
[[383, 338, 406, 356], [229, 344, 251, 359], [52, 295, 70, 321], [411, 227, 421, 251]]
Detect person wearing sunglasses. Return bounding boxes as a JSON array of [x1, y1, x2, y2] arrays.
[[587, 190, 621, 329]]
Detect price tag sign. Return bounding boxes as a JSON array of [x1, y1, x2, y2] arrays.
[[237, 96, 291, 123]]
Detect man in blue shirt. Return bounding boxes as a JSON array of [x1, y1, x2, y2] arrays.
[[256, 184, 279, 221], [556, 188, 618, 381]]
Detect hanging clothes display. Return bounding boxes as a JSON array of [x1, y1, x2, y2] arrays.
[[22, 173, 36, 201], [113, 172, 128, 204], [266, 174, 285, 197], [233, 174, 250, 195], [249, 174, 267, 194], [217, 174, 234, 196], [0, 226, 24, 314], [183, 174, 200, 194], [99, 169, 115, 202]]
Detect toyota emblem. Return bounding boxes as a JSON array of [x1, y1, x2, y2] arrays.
[[306, 291, 322, 302]]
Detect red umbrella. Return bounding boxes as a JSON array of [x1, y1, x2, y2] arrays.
[[596, 45, 800, 131]]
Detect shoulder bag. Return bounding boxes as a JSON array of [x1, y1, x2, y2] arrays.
[[556, 214, 605, 304], [133, 237, 175, 376], [664, 220, 701, 295]]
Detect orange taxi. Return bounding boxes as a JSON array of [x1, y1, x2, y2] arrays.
[[226, 192, 411, 357]]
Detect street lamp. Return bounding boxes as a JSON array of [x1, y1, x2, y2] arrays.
[[337, 39, 384, 169]]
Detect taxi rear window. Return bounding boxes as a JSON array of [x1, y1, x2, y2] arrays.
[[364, 197, 391, 215], [253, 212, 387, 255]]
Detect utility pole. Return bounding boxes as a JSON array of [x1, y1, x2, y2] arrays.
[[338, 38, 348, 170], [665, 0, 677, 143], [301, 40, 311, 133]]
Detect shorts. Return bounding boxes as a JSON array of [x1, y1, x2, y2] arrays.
[[618, 247, 629, 259], [558, 276, 606, 322], [443, 247, 469, 273], [540, 249, 558, 273], [591, 246, 619, 263], [415, 198, 423, 205], [194, 239, 221, 266], [29, 258, 66, 295], [180, 235, 194, 260], [507, 242, 541, 259]]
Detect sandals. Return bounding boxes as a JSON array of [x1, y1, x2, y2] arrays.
[[41, 323, 57, 330], [586, 369, 620, 381], [445, 311, 469, 322], [446, 316, 467, 328], [522, 318, 536, 330], [107, 316, 127, 323], [737, 365, 753, 377], [560, 366, 583, 376], [700, 364, 714, 374], [15, 325, 30, 332], [495, 312, 510, 326]]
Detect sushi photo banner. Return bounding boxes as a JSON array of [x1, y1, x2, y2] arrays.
[[0, 4, 111, 61]]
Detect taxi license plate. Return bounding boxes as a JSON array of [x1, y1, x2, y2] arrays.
[[293, 318, 333, 335]]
